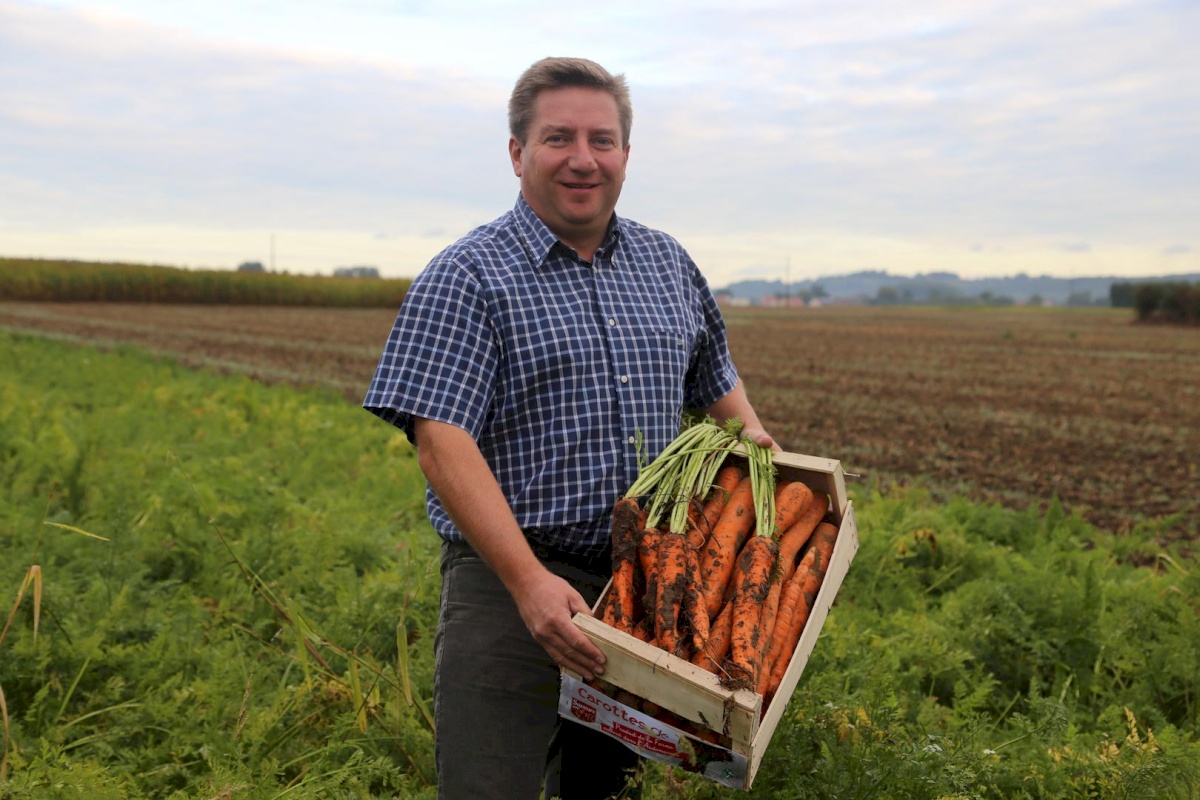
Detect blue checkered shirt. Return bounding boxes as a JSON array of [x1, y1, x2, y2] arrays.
[[363, 195, 739, 561]]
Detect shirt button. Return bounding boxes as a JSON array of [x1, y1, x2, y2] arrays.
[[608, 318, 616, 327], [627, 436, 635, 445], [620, 375, 628, 384]]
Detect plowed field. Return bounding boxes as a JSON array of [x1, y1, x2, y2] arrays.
[[3, 301, 1196, 540]]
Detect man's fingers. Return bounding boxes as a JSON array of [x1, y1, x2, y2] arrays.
[[539, 617, 605, 675]]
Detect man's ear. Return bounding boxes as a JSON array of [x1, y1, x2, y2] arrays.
[[509, 137, 523, 177]]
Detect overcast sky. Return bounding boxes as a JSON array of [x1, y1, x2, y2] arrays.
[[2, 0, 1197, 286]]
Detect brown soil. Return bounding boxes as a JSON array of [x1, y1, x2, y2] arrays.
[[3, 302, 1196, 540]]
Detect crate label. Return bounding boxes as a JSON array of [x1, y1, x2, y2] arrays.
[[559, 674, 749, 789]]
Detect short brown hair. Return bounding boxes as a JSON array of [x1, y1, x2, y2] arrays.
[[508, 57, 632, 147]]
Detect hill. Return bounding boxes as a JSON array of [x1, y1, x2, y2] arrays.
[[716, 270, 1200, 306]]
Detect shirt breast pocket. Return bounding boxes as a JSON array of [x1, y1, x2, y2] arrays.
[[624, 328, 693, 415]]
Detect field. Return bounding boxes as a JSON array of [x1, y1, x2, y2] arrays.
[[3, 315, 1200, 799], [2, 301, 1196, 540]]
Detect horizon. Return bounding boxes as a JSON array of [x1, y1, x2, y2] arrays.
[[8, 254, 1196, 292], [2, 1, 1198, 286]]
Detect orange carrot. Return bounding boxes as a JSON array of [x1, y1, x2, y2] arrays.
[[605, 497, 644, 634], [601, 558, 637, 632], [805, 522, 839, 577], [682, 540, 709, 652], [699, 463, 745, 540], [725, 535, 778, 688], [752, 495, 832, 654], [763, 522, 839, 699], [779, 495, 829, 583], [685, 501, 708, 550], [691, 600, 734, 674], [653, 530, 690, 657], [698, 476, 757, 620], [772, 480, 814, 536], [758, 559, 810, 696], [637, 528, 663, 631]]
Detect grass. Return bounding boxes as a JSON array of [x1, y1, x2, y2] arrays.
[[2, 330, 1198, 799]]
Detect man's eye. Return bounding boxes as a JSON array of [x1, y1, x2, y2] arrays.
[[593, 138, 614, 148], [546, 135, 569, 144]]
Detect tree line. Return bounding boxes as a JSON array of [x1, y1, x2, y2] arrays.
[[1110, 280, 1200, 325], [0, 257, 410, 307]]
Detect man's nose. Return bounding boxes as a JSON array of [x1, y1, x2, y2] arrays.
[[567, 141, 597, 171]]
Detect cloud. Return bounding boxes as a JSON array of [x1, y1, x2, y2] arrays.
[[1162, 244, 1192, 255], [1, 0, 1198, 283], [0, 2, 514, 233]]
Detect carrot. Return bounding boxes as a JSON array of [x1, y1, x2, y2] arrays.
[[637, 528, 664, 634], [690, 599, 734, 674], [772, 480, 814, 536], [682, 540, 710, 652], [805, 522, 839, 577], [763, 522, 839, 699], [779, 494, 830, 583], [725, 534, 778, 688], [698, 476, 757, 620], [758, 559, 810, 696], [653, 530, 690, 657], [685, 501, 708, 550], [605, 497, 644, 633], [601, 557, 637, 632], [698, 463, 745, 540], [748, 494, 830, 645]]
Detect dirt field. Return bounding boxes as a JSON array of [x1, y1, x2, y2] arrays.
[[3, 301, 1196, 540]]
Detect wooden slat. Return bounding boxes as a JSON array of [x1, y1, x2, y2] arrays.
[[572, 614, 762, 744]]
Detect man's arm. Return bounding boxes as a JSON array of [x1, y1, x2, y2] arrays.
[[703, 379, 781, 452], [412, 417, 607, 679]]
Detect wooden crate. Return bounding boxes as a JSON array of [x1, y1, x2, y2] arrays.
[[560, 451, 859, 790]]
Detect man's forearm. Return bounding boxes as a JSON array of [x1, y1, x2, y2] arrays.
[[703, 379, 778, 450], [412, 417, 544, 594], [411, 416, 609, 678]]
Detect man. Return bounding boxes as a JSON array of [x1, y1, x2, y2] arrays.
[[364, 56, 776, 800]]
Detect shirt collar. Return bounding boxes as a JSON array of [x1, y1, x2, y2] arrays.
[[512, 194, 623, 268]]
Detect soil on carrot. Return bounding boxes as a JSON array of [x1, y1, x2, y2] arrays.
[[2, 301, 1196, 542]]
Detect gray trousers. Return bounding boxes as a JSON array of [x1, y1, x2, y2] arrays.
[[434, 540, 644, 800]]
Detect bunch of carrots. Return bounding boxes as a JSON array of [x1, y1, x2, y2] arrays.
[[598, 420, 839, 704]]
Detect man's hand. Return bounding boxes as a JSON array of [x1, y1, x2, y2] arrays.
[[704, 380, 782, 453], [741, 426, 781, 453], [511, 568, 607, 680]]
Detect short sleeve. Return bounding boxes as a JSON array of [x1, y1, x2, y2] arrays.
[[682, 256, 739, 410], [362, 254, 498, 444]]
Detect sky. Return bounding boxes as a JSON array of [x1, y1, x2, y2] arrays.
[[1, 0, 1198, 287]]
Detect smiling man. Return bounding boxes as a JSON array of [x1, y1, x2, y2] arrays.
[[508, 83, 629, 263], [364, 57, 775, 800]]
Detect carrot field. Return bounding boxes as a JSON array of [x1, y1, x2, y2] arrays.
[[1, 301, 1195, 541], [2, 307, 1199, 799]]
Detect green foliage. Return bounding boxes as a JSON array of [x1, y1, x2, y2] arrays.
[[655, 487, 1200, 799], [3, 331, 1199, 798], [0, 257, 410, 306], [1, 332, 435, 798], [1130, 281, 1200, 325]]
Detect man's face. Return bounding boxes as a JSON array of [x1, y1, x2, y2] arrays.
[[509, 86, 630, 256]]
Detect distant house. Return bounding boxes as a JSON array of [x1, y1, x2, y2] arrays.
[[237, 261, 266, 273], [759, 294, 807, 308], [334, 266, 381, 278]]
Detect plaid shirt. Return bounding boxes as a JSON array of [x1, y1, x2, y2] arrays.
[[363, 195, 738, 560]]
